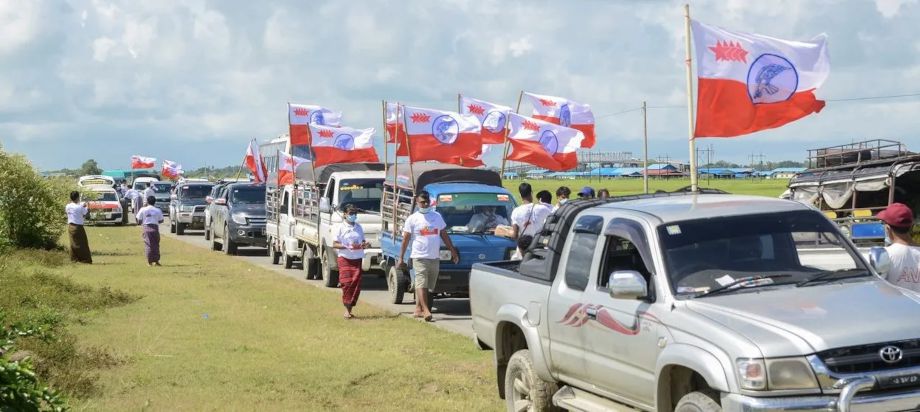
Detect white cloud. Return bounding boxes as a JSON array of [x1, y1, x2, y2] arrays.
[[874, 0, 918, 18], [0, 1, 42, 55], [92, 36, 117, 61], [508, 36, 533, 57]]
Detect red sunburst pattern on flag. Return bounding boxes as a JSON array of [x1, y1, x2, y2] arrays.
[[467, 104, 485, 115], [522, 120, 540, 131], [293, 107, 309, 116], [539, 98, 556, 107], [410, 112, 431, 123], [708, 40, 748, 63], [318, 129, 334, 138]]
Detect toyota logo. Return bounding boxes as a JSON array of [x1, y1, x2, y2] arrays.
[[879, 346, 903, 364]]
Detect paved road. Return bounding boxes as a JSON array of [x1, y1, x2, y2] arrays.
[[160, 223, 477, 340]]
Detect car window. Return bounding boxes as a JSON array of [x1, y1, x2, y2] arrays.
[[180, 185, 213, 199], [231, 187, 265, 204], [599, 219, 655, 299], [564, 215, 604, 291]]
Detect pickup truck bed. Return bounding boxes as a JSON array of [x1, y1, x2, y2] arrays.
[[470, 260, 550, 351]]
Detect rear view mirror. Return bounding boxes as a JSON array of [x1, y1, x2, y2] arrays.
[[869, 246, 891, 277], [608, 271, 648, 300], [319, 197, 331, 213]]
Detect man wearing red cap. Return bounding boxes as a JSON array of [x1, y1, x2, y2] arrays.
[[878, 203, 920, 292]]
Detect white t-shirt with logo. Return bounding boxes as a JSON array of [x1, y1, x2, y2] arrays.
[[66, 203, 87, 225], [885, 243, 920, 292], [334, 222, 366, 260], [136, 206, 164, 225], [402, 211, 447, 260], [511, 202, 552, 237]]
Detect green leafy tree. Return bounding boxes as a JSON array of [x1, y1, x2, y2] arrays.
[[0, 146, 75, 249], [78, 159, 101, 176]]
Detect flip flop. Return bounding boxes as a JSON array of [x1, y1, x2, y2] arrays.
[[424, 315, 434, 322]]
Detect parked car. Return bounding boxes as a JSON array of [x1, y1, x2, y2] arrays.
[[169, 182, 214, 235], [203, 183, 230, 241], [209, 183, 267, 255], [470, 191, 920, 412]]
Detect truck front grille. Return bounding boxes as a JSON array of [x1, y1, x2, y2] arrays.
[[194, 205, 206, 213], [817, 339, 920, 374], [247, 217, 267, 225]]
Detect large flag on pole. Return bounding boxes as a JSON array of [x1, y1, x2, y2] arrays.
[[402, 106, 482, 163], [244, 139, 268, 183], [288, 103, 343, 145], [691, 20, 829, 138], [385, 102, 408, 156], [310, 124, 380, 167], [131, 155, 156, 169], [459, 95, 511, 144], [277, 151, 309, 185], [521, 92, 595, 148], [505, 113, 583, 171], [161, 160, 182, 179]]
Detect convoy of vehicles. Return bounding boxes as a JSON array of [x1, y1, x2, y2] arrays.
[[787, 139, 920, 246], [208, 182, 268, 255], [379, 164, 518, 304], [169, 181, 215, 235], [266, 162, 386, 287], [469, 191, 920, 412]]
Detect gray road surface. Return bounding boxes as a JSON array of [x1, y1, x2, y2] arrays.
[[159, 223, 477, 340]]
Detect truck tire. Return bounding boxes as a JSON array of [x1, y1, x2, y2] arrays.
[[322, 247, 339, 288], [210, 224, 222, 251], [223, 225, 237, 255], [204, 224, 211, 240], [281, 249, 293, 269], [387, 266, 407, 304], [303, 247, 318, 280], [269, 238, 280, 265], [675, 391, 721, 412], [176, 222, 186, 235], [170, 220, 177, 233], [504, 349, 559, 412]]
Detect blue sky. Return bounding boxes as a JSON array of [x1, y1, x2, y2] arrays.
[[2, 0, 919, 171]]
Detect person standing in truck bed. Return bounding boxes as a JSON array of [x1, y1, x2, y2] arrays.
[[878, 203, 920, 292]]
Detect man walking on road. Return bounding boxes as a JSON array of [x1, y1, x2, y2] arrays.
[[397, 191, 459, 322], [878, 203, 920, 292]]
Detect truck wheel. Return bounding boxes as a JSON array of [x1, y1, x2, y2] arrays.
[[675, 391, 721, 412], [505, 349, 559, 412], [210, 225, 222, 251], [281, 249, 293, 269], [269, 239, 280, 265], [170, 220, 177, 233], [176, 222, 186, 235], [303, 247, 318, 280], [387, 266, 407, 304], [223, 225, 237, 255], [321, 247, 339, 288]]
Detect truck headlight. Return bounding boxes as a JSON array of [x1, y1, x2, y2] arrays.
[[766, 357, 818, 390], [231, 214, 248, 225], [736, 358, 766, 390]]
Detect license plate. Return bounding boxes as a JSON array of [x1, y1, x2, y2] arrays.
[[193, 217, 203, 223], [439, 250, 452, 261], [881, 373, 920, 388]]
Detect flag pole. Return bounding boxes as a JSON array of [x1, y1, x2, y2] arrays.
[[234, 140, 249, 180], [500, 90, 523, 180], [307, 126, 317, 184], [684, 4, 699, 192], [401, 104, 416, 192], [643, 101, 649, 194], [392, 103, 401, 236], [382, 100, 388, 181]]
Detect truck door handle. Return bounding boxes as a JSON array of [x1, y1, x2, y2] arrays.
[[585, 307, 598, 320]]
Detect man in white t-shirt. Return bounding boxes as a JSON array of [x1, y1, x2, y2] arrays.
[[510, 182, 552, 240], [878, 203, 920, 292], [66, 191, 93, 263], [143, 183, 156, 202], [397, 191, 458, 322]]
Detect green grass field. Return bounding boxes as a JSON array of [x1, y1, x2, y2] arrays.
[[25, 227, 500, 411], [502, 177, 789, 200]]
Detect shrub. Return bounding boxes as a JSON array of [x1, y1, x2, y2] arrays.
[[0, 146, 75, 249], [0, 311, 68, 411]]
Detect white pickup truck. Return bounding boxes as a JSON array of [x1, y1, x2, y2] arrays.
[[470, 192, 920, 412], [266, 163, 386, 287]]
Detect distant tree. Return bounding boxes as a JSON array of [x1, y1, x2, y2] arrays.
[[79, 159, 102, 176]]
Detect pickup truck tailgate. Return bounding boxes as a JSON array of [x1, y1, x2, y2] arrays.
[[470, 261, 552, 349]]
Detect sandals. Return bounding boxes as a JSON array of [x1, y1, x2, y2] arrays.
[[343, 313, 354, 319], [423, 315, 434, 322]]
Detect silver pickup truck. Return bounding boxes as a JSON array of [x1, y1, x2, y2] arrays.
[[470, 192, 920, 412]]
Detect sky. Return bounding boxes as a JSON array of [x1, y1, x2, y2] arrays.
[[2, 0, 919, 171]]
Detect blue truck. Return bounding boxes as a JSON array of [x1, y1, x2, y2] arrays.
[[379, 164, 518, 305]]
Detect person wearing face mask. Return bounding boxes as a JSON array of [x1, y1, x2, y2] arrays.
[[554, 186, 571, 211], [877, 203, 920, 292], [398, 191, 459, 322], [467, 205, 509, 233], [333, 204, 370, 319]]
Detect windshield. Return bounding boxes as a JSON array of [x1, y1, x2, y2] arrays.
[[338, 179, 383, 213], [433, 193, 515, 233], [180, 185, 213, 200], [231, 186, 265, 204], [659, 210, 868, 298], [90, 192, 118, 202]]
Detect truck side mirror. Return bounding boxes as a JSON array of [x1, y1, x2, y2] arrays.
[[868, 246, 891, 277], [319, 197, 331, 213], [608, 271, 648, 300]]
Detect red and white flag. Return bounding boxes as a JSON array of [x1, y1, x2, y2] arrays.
[[288, 103, 343, 146], [691, 20, 829, 138], [130, 155, 156, 169], [277, 151, 309, 186], [161, 160, 183, 179], [385, 102, 408, 156], [522, 92, 595, 148], [505, 113, 583, 171], [310, 124, 380, 167], [402, 106, 482, 163], [244, 139, 268, 183], [459, 95, 511, 144]]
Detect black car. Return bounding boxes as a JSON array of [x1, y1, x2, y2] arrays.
[[208, 183, 267, 255]]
